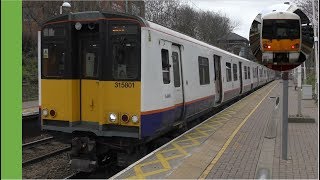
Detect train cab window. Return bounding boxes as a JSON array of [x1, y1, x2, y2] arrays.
[[198, 57, 210, 85], [111, 24, 139, 80], [226, 62, 232, 82], [172, 52, 180, 87], [42, 43, 66, 77], [244, 66, 247, 79], [233, 64, 238, 81], [161, 49, 170, 84], [248, 67, 251, 79]]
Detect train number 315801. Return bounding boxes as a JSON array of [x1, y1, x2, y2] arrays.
[[114, 82, 135, 88]]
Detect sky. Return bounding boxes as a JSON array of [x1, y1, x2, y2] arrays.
[[192, 0, 294, 39]]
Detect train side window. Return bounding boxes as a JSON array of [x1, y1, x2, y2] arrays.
[[161, 49, 170, 84], [244, 66, 247, 79], [172, 52, 180, 87], [213, 55, 220, 80], [198, 56, 210, 85], [226, 62, 232, 82], [248, 67, 251, 79], [253, 68, 256, 78], [233, 63, 238, 81], [42, 43, 66, 77]]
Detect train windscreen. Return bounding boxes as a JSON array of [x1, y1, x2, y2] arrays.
[[42, 25, 67, 77], [262, 19, 300, 39], [42, 20, 141, 80], [111, 24, 139, 80]]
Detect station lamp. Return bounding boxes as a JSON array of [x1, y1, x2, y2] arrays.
[[60, 1, 71, 15]]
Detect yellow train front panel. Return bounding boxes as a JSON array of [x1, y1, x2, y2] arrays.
[[41, 79, 141, 127], [261, 39, 300, 52], [41, 79, 80, 122]]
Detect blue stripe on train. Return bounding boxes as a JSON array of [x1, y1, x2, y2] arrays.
[[141, 96, 214, 138]]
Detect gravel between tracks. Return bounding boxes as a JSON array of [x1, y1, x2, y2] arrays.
[[23, 140, 70, 163], [22, 152, 76, 179]]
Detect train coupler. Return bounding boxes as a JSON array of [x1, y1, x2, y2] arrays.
[[70, 159, 97, 172], [70, 137, 97, 172]]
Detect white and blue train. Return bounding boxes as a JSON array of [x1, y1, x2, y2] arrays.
[[40, 11, 275, 171]]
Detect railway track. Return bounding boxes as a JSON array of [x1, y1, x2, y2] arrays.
[[22, 136, 53, 148], [65, 172, 89, 179], [23, 137, 71, 167]]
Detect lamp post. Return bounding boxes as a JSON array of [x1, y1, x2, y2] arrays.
[[312, 0, 319, 100], [60, 1, 71, 15]]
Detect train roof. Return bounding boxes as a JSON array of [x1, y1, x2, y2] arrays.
[[262, 11, 300, 20], [42, 11, 257, 65], [42, 11, 149, 27], [146, 21, 254, 63]]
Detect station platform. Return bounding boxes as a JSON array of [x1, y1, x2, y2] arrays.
[[111, 80, 318, 179], [22, 100, 40, 138], [22, 100, 39, 116]]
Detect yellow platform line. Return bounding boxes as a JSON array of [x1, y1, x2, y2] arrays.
[[199, 82, 277, 179]]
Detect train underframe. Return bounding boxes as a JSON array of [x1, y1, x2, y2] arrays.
[[69, 132, 148, 172]]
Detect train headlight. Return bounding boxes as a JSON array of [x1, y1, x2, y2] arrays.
[[263, 44, 271, 49], [109, 113, 117, 122], [131, 115, 139, 124], [292, 44, 299, 49], [42, 109, 48, 117]]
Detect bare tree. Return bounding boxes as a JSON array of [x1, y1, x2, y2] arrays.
[[172, 5, 199, 38], [144, 0, 239, 47], [196, 11, 236, 46], [293, 0, 318, 21], [145, 0, 180, 28]]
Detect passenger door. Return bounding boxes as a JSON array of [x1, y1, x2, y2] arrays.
[[171, 45, 183, 121], [239, 62, 243, 94], [257, 66, 259, 84], [79, 37, 100, 123]]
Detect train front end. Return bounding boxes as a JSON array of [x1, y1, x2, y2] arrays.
[[40, 12, 145, 171], [261, 11, 301, 64]]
